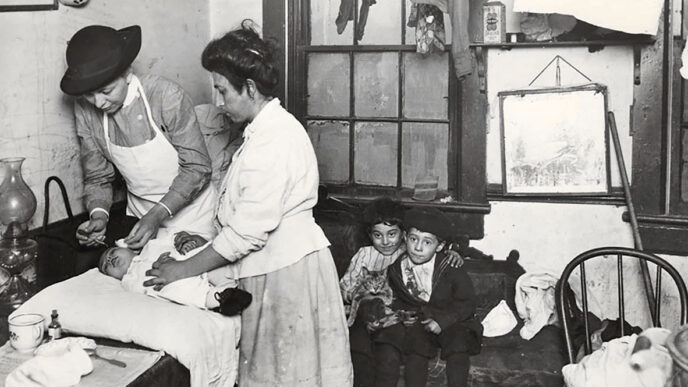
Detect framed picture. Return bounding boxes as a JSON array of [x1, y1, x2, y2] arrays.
[[0, 0, 57, 12], [499, 84, 610, 196]]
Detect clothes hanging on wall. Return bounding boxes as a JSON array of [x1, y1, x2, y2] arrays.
[[335, 0, 377, 41], [409, 3, 446, 56], [411, 0, 473, 79]]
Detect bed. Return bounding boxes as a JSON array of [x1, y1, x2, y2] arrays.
[[0, 206, 234, 387]]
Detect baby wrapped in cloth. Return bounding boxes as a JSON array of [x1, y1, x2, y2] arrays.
[[99, 232, 251, 316]]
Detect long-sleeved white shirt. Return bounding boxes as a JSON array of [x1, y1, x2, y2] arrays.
[[212, 99, 329, 278]]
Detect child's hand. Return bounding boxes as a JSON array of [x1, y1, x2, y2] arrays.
[[446, 247, 464, 268], [174, 231, 208, 255], [422, 318, 442, 335]]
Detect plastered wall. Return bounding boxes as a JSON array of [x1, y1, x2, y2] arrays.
[[0, 1, 211, 230]]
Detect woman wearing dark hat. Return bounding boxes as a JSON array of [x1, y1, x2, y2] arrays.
[[61, 25, 217, 249], [143, 21, 353, 386]]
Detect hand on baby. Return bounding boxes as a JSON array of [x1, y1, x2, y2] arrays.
[[143, 252, 186, 291], [173, 231, 208, 255]]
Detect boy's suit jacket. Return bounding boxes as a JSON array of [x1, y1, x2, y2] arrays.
[[375, 251, 483, 357]]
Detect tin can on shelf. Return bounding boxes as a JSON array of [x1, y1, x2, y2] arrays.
[[483, 1, 506, 44]]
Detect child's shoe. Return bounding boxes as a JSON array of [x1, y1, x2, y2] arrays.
[[214, 288, 252, 317]]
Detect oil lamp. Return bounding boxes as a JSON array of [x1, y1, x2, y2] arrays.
[[0, 157, 38, 310]]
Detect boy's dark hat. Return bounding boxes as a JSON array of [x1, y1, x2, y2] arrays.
[[60, 25, 141, 96], [404, 207, 453, 241]]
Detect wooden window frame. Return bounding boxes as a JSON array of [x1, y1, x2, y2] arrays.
[[264, 0, 489, 238], [626, 0, 688, 255]]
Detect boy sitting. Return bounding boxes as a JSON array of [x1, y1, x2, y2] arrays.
[[341, 198, 464, 387], [98, 231, 251, 316], [373, 207, 483, 387]]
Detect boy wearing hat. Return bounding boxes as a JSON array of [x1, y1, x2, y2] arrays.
[[61, 25, 217, 250], [373, 207, 482, 387]]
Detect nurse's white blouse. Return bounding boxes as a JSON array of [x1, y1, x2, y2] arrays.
[[212, 99, 330, 278]]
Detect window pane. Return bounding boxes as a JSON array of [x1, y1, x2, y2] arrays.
[[404, 0, 452, 45], [308, 53, 350, 116], [401, 122, 448, 190], [354, 121, 397, 186], [403, 52, 449, 119], [310, 0, 353, 45], [307, 120, 350, 184], [354, 53, 399, 117], [357, 0, 402, 45]]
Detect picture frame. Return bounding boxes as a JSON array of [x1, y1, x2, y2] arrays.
[[0, 0, 57, 12], [499, 83, 610, 196]]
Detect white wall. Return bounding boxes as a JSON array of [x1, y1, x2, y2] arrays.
[[210, 0, 262, 39], [0, 1, 211, 230]]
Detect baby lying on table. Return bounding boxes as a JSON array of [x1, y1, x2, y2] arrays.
[[98, 231, 252, 316]]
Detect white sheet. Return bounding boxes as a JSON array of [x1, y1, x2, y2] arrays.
[[10, 269, 240, 387], [513, 0, 663, 35]]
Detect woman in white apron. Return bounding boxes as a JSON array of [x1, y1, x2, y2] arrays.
[[60, 25, 217, 249], [145, 21, 353, 387]]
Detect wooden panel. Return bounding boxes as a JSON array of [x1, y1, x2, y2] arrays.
[[354, 52, 399, 117], [630, 8, 666, 214], [263, 0, 286, 102]]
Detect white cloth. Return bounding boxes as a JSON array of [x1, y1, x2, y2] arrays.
[[401, 254, 436, 301], [104, 75, 217, 238], [562, 330, 673, 387], [481, 300, 518, 337], [6, 343, 93, 387], [339, 245, 405, 303], [513, 0, 663, 35], [515, 272, 559, 340], [121, 234, 237, 309], [11, 269, 240, 387], [212, 98, 330, 278]]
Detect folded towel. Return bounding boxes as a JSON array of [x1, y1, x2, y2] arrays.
[[6, 343, 92, 387]]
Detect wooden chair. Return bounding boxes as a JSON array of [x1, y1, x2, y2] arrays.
[[557, 246, 688, 364]]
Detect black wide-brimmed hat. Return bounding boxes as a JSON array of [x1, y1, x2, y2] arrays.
[[60, 25, 141, 96]]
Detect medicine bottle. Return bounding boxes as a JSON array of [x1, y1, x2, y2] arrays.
[[48, 309, 62, 341]]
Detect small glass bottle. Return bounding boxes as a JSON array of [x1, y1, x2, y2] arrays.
[[48, 309, 62, 341]]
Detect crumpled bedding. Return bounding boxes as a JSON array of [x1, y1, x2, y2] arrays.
[[10, 268, 240, 387], [562, 328, 673, 387]]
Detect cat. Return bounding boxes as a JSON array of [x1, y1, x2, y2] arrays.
[[347, 267, 395, 328]]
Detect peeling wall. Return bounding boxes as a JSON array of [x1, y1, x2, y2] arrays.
[[0, 1, 211, 230]]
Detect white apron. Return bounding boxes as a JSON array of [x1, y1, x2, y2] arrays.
[[103, 76, 217, 238]]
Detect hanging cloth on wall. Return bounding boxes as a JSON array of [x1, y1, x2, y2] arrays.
[[409, 3, 446, 56], [335, 0, 377, 41], [411, 0, 473, 79]]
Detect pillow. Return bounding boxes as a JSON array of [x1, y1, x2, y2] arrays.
[[11, 269, 240, 387]]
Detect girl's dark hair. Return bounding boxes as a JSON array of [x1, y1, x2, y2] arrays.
[[201, 19, 279, 97], [362, 197, 405, 232]]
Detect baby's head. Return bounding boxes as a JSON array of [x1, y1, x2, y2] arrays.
[[403, 207, 452, 265], [98, 247, 136, 280], [362, 198, 405, 256]]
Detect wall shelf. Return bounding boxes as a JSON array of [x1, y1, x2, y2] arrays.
[[469, 39, 656, 50], [470, 38, 657, 92]]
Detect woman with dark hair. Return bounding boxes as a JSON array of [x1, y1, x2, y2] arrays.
[[144, 20, 353, 386]]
